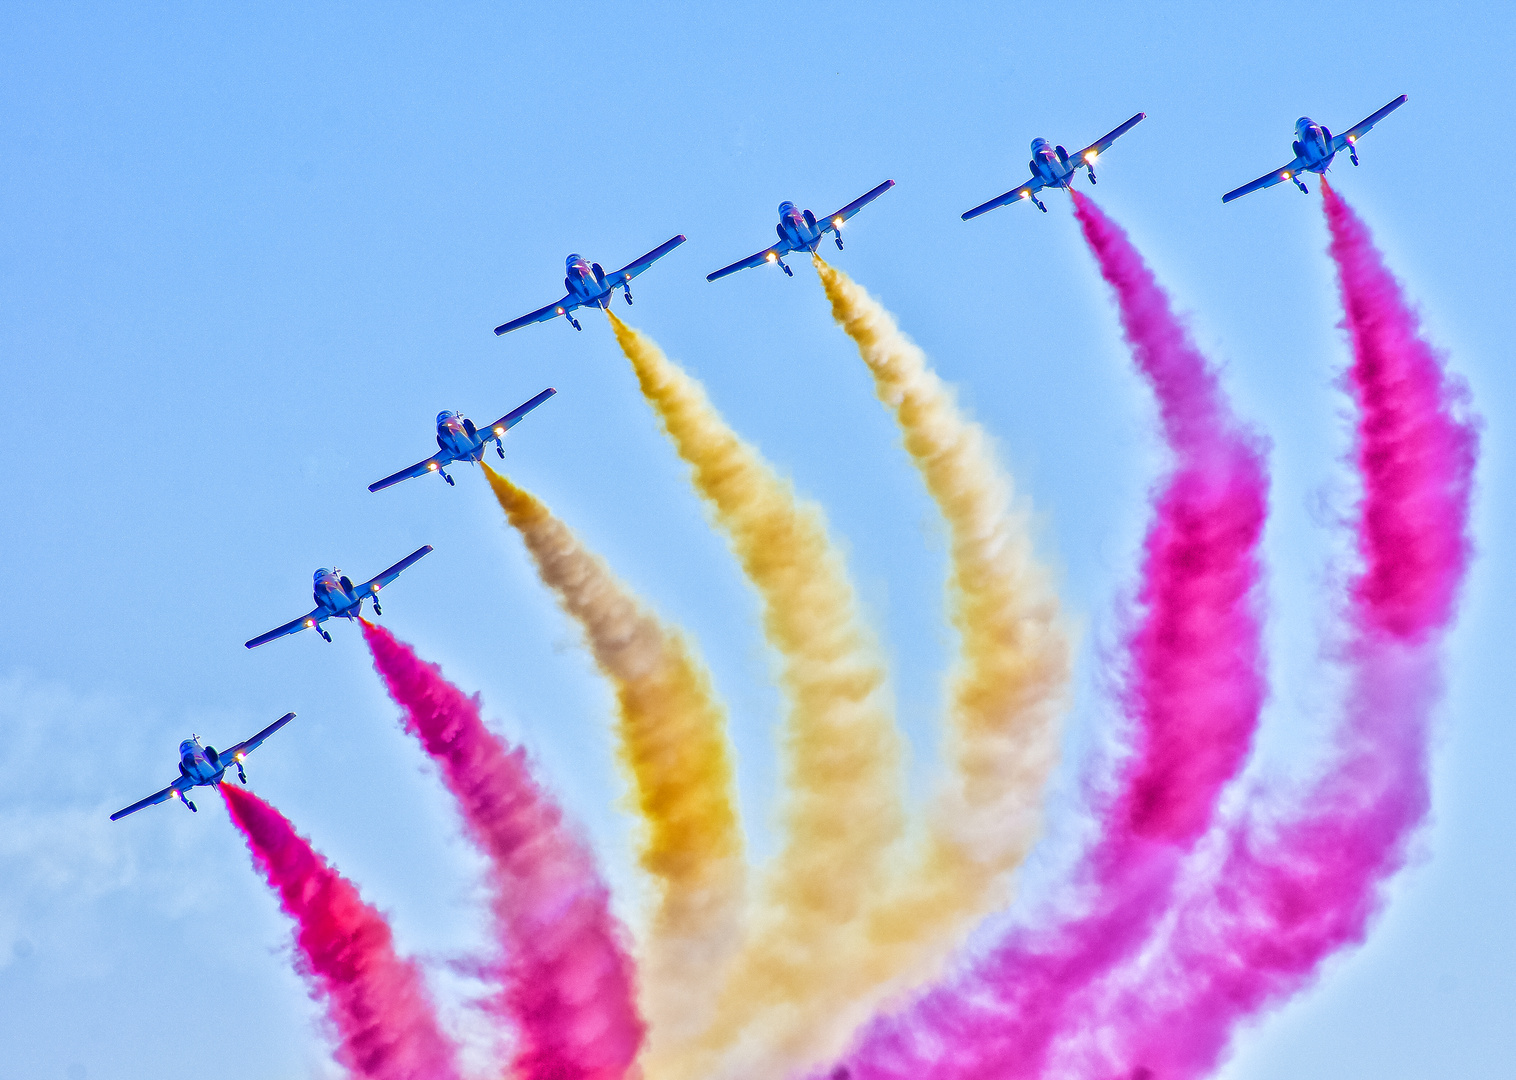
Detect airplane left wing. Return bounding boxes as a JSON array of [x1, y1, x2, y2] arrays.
[[495, 295, 575, 337], [481, 387, 557, 437], [962, 176, 1047, 220], [707, 243, 789, 282], [110, 775, 194, 821], [1221, 156, 1306, 203], [355, 545, 434, 599], [369, 453, 452, 493], [246, 608, 325, 649], [1332, 94, 1408, 152], [818, 179, 896, 234], [603, 235, 687, 289], [218, 711, 296, 765], [1075, 112, 1147, 163]]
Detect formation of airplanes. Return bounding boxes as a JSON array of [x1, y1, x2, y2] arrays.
[[111, 95, 1406, 820]]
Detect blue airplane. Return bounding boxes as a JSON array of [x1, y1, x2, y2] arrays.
[[962, 113, 1146, 218], [109, 712, 295, 819], [705, 180, 896, 281], [1222, 95, 1407, 203], [369, 388, 556, 492], [244, 546, 433, 648], [494, 236, 686, 335]]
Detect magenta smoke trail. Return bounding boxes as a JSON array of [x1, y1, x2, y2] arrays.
[[361, 621, 645, 1080], [1054, 181, 1478, 1080], [819, 193, 1268, 1080], [221, 784, 462, 1080]]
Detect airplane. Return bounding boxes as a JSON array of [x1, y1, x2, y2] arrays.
[[962, 113, 1146, 219], [109, 712, 295, 819], [494, 236, 686, 335], [369, 388, 556, 492], [244, 546, 433, 648], [706, 179, 895, 281], [1222, 94, 1407, 203]]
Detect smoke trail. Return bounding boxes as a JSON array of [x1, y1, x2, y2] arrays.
[[362, 621, 644, 1080], [818, 193, 1269, 1080], [1054, 180, 1477, 1080], [605, 312, 907, 1080], [811, 255, 1072, 1013], [481, 464, 746, 1041], [221, 785, 462, 1080]]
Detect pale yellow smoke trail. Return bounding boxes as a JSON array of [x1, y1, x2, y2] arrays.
[[606, 312, 909, 1080], [482, 464, 745, 1042], [814, 251, 1071, 982]]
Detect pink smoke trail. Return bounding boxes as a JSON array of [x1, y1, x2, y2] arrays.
[[361, 620, 645, 1080], [221, 784, 462, 1080], [817, 194, 1269, 1080], [1055, 180, 1478, 1080]]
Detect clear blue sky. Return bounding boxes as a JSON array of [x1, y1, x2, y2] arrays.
[[3, 3, 1511, 1078]]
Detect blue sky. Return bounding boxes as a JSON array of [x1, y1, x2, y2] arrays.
[[2, 3, 1512, 1077]]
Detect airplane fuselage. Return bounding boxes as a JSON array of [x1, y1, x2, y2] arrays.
[[564, 254, 624, 311], [435, 411, 495, 463], [775, 201, 828, 252], [312, 569, 367, 620], [1029, 137, 1080, 189], [1291, 117, 1337, 174], [178, 738, 234, 787]]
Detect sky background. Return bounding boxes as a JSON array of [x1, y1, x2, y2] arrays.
[[2, 2, 1512, 1078]]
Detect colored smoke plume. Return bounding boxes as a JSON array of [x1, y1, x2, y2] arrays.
[[482, 463, 746, 1041], [812, 255, 1073, 1040], [1052, 180, 1477, 1080], [362, 621, 645, 1080], [607, 311, 907, 1080], [819, 193, 1269, 1080], [221, 784, 462, 1080]]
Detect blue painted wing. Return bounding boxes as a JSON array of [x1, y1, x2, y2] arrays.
[[481, 387, 556, 437], [707, 241, 791, 282], [818, 179, 896, 234], [218, 712, 296, 765], [1332, 94, 1407, 152], [369, 452, 453, 492], [110, 774, 194, 821], [1075, 113, 1147, 163], [495, 295, 575, 336], [962, 175, 1047, 220], [603, 235, 687, 288], [245, 608, 325, 649], [355, 545, 433, 601], [1222, 155, 1306, 203]]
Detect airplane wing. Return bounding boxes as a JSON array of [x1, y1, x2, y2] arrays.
[[218, 711, 296, 765], [1075, 112, 1147, 163], [354, 545, 434, 600], [369, 452, 454, 493], [1332, 94, 1408, 152], [110, 774, 195, 821], [245, 608, 325, 649], [480, 387, 557, 437], [603, 235, 687, 289], [962, 175, 1047, 220], [706, 241, 793, 282], [495, 295, 575, 337], [818, 179, 896, 234], [1221, 156, 1307, 203]]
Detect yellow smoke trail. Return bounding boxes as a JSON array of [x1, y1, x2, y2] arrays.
[[482, 464, 745, 1041], [814, 251, 1071, 979], [606, 312, 909, 1080]]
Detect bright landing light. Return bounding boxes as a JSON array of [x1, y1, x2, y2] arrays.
[[766, 252, 778, 262], [1085, 150, 1098, 162], [428, 463, 439, 471], [833, 216, 843, 228]]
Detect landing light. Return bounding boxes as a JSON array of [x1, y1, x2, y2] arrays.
[[304, 619, 315, 627], [494, 426, 505, 435], [766, 252, 778, 262], [1282, 171, 1291, 179], [1347, 135, 1356, 143], [236, 753, 244, 761], [555, 307, 565, 314], [170, 790, 180, 800], [1019, 191, 1030, 199], [833, 216, 843, 228], [428, 463, 439, 471], [371, 583, 380, 592], [1085, 150, 1098, 162]]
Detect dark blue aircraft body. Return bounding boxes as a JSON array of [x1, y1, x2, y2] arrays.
[[369, 388, 555, 491], [1222, 95, 1407, 202], [244, 546, 432, 648], [494, 236, 686, 335], [706, 180, 895, 281], [110, 712, 295, 819]]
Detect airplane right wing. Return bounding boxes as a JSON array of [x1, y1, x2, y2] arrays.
[[1221, 156, 1306, 203], [480, 387, 557, 437], [1332, 94, 1408, 152], [962, 175, 1047, 220], [110, 774, 194, 821], [818, 179, 896, 233], [706, 241, 792, 282], [245, 608, 325, 649], [218, 712, 296, 765], [1075, 112, 1147, 163], [354, 545, 433, 599], [495, 295, 575, 336], [368, 451, 455, 493], [603, 235, 687, 289]]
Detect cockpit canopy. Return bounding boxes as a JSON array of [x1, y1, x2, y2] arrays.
[[1031, 137, 1049, 151], [179, 739, 197, 753], [314, 568, 331, 580], [565, 253, 583, 267], [778, 200, 796, 214], [1296, 117, 1315, 132], [436, 410, 457, 425]]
